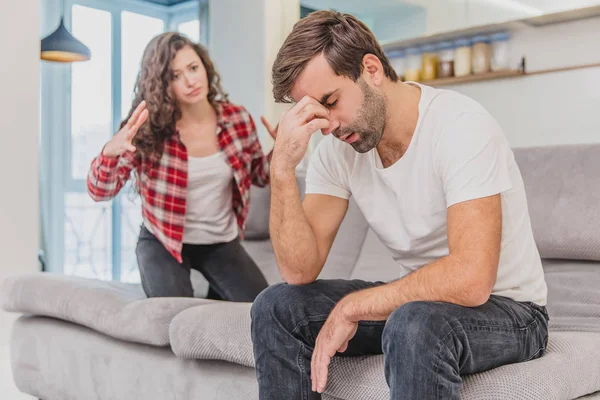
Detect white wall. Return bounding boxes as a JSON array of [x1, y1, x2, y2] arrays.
[[209, 0, 299, 151], [0, 2, 40, 345], [372, 8, 426, 43], [446, 15, 600, 147]]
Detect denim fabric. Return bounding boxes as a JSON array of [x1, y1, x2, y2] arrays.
[[251, 279, 549, 399], [136, 225, 268, 302]]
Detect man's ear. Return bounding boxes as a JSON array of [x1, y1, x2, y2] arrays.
[[362, 54, 384, 86]]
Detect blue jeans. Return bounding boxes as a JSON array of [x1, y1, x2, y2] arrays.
[[251, 279, 549, 399], [136, 225, 268, 301]]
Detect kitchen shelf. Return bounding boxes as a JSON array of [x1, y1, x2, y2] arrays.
[[381, 5, 600, 51], [415, 61, 600, 87], [420, 69, 525, 87]]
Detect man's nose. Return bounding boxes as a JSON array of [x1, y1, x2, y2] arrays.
[[321, 119, 338, 136]]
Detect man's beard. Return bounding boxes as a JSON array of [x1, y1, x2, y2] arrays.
[[335, 79, 386, 153]]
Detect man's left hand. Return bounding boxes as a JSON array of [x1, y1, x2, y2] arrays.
[[311, 301, 358, 394]]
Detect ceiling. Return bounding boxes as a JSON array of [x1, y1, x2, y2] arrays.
[[301, 0, 415, 16], [300, 0, 600, 16], [140, 0, 198, 6]]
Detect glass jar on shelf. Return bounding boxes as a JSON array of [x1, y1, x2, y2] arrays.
[[454, 38, 472, 77], [387, 49, 406, 81], [471, 35, 492, 75], [404, 47, 422, 82], [421, 44, 438, 81], [437, 41, 455, 78], [490, 32, 511, 71]]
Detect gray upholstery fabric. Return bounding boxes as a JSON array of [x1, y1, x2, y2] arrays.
[[322, 331, 600, 400], [241, 240, 281, 284], [350, 229, 406, 282], [244, 173, 307, 240], [543, 260, 600, 333], [578, 392, 600, 399], [320, 198, 370, 280], [12, 316, 600, 400], [169, 260, 600, 399], [244, 185, 271, 240], [242, 186, 371, 283], [0, 273, 213, 346], [460, 332, 600, 400], [514, 144, 600, 261], [170, 302, 254, 367], [168, 301, 600, 399], [11, 316, 258, 400]]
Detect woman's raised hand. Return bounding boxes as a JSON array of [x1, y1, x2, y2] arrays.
[[102, 101, 149, 158]]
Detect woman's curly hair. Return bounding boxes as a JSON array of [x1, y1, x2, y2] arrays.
[[123, 32, 228, 165]]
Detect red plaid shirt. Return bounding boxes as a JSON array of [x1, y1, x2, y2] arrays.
[[87, 102, 270, 263]]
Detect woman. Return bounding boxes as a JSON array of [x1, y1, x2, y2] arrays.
[[87, 32, 276, 302]]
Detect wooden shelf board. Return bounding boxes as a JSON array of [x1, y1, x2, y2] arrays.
[[415, 62, 600, 87], [419, 70, 524, 86]]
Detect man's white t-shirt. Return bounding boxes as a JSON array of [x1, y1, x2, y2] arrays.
[[306, 83, 547, 305]]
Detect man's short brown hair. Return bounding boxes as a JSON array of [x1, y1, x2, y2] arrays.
[[272, 10, 398, 103]]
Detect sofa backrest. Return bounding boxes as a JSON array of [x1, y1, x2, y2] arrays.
[[513, 143, 600, 262], [244, 173, 372, 281], [347, 143, 600, 281], [297, 176, 372, 280]]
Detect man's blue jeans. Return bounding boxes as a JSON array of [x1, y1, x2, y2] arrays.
[[251, 279, 549, 399]]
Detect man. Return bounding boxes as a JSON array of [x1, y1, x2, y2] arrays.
[[251, 10, 548, 400]]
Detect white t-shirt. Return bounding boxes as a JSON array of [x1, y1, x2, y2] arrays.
[[306, 83, 547, 305], [182, 152, 238, 244]]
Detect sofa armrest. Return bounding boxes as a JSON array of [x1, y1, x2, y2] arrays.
[[0, 273, 213, 346], [169, 302, 255, 367]]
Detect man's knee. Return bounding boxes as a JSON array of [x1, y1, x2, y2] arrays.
[[251, 283, 287, 321], [251, 282, 312, 329], [383, 301, 455, 355]]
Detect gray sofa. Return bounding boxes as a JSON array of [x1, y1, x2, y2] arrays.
[[2, 143, 600, 400]]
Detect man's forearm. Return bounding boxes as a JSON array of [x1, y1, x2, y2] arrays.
[[270, 170, 321, 284], [340, 254, 497, 321]]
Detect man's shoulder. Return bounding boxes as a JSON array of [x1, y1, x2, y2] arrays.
[[420, 87, 500, 143], [420, 85, 489, 120]]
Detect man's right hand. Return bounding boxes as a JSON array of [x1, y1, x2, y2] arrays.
[[102, 100, 149, 158], [270, 96, 330, 176]]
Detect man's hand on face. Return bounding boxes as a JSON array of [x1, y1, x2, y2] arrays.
[[270, 96, 330, 176]]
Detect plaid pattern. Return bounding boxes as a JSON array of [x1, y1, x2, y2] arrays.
[[87, 102, 270, 263]]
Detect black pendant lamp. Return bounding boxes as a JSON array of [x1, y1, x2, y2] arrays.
[[41, 17, 91, 62]]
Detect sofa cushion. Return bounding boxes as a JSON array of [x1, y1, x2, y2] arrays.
[[173, 259, 600, 398], [543, 259, 600, 333], [169, 301, 600, 399], [170, 302, 255, 367], [0, 273, 213, 346], [514, 144, 600, 261], [325, 331, 600, 400]]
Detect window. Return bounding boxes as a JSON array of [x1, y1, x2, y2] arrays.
[[41, 0, 205, 282], [66, 5, 113, 279], [178, 19, 200, 43], [121, 12, 165, 119], [71, 5, 112, 181]]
